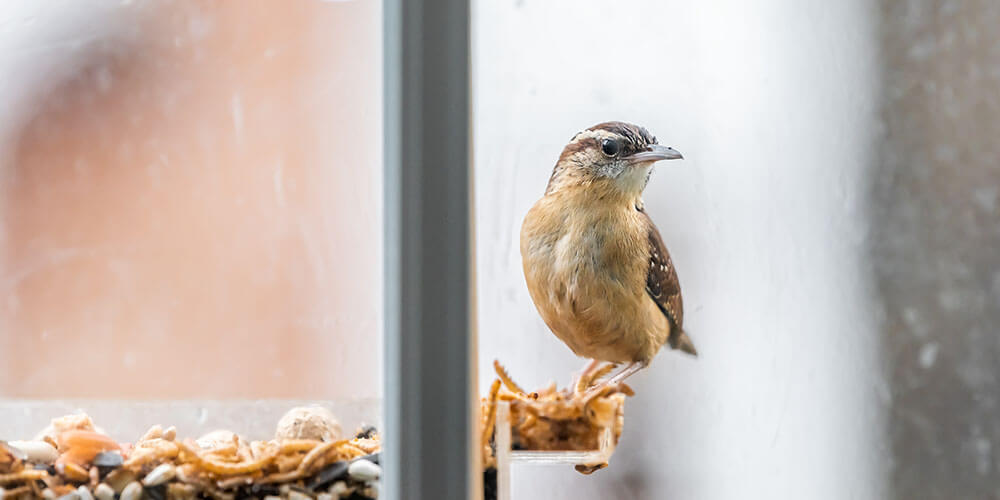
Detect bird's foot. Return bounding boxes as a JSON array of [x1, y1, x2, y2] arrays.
[[580, 361, 645, 402], [572, 360, 612, 394]]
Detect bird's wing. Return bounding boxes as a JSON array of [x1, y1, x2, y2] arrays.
[[639, 209, 683, 331]]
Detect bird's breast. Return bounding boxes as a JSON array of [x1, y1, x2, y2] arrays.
[[520, 195, 665, 362]]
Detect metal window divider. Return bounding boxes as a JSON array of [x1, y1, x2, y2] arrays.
[[383, 0, 478, 499]]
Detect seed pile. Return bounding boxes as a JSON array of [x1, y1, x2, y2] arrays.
[[480, 360, 628, 474], [0, 408, 381, 500]]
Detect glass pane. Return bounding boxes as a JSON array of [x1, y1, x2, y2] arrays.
[[1, 0, 382, 495], [473, 1, 997, 499]]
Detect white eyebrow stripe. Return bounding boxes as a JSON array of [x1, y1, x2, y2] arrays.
[[569, 129, 616, 144]]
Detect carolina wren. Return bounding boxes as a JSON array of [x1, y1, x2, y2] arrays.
[[520, 121, 695, 391]]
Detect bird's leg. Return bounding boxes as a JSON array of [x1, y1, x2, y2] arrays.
[[579, 359, 603, 382], [581, 361, 647, 401], [603, 361, 646, 386]]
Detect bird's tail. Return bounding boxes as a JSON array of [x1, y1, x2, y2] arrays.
[[670, 330, 698, 357]]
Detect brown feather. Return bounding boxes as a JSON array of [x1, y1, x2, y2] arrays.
[[638, 208, 696, 356]]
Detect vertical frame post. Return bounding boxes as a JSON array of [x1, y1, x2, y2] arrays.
[[383, 0, 476, 499]]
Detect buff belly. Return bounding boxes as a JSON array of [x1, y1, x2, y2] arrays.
[[536, 283, 668, 364], [521, 214, 670, 364]]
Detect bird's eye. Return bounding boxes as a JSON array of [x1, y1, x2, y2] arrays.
[[601, 139, 621, 157]]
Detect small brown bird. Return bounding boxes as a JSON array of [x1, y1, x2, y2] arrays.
[[520, 121, 695, 393]]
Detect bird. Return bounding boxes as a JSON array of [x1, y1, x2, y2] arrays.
[[519, 121, 695, 395]]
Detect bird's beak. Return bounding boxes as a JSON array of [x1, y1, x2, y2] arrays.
[[626, 144, 683, 163]]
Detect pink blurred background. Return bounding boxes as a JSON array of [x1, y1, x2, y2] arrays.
[[0, 1, 382, 399]]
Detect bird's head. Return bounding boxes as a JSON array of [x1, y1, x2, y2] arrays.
[[545, 121, 682, 198]]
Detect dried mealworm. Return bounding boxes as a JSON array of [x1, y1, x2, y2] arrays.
[[520, 412, 539, 434], [138, 425, 164, 443], [278, 440, 319, 454], [236, 444, 254, 463], [337, 443, 368, 459], [89, 461, 100, 488], [296, 439, 345, 474], [29, 474, 44, 498], [255, 439, 350, 485], [254, 469, 303, 485], [61, 461, 90, 482], [273, 453, 303, 473], [481, 379, 502, 449], [175, 463, 208, 487], [205, 444, 238, 458], [215, 473, 259, 490], [249, 441, 269, 461], [42, 436, 58, 450], [123, 440, 179, 469], [351, 438, 380, 455], [576, 362, 616, 394], [176, 441, 275, 476], [0, 469, 47, 485], [497, 392, 535, 403], [493, 360, 525, 394], [535, 381, 558, 398], [2, 485, 30, 498], [206, 490, 236, 500]]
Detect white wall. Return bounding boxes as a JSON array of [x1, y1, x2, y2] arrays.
[[473, 1, 888, 498]]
